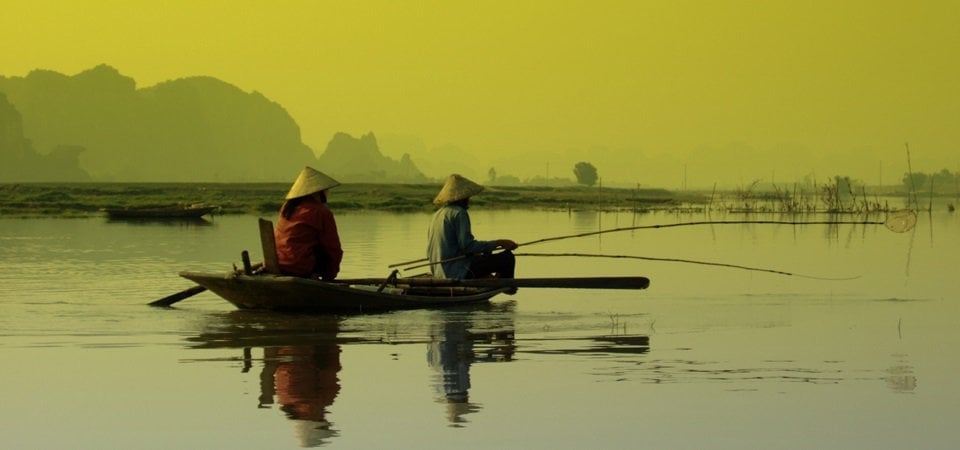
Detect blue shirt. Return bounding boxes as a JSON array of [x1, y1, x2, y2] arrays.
[[426, 205, 497, 278]]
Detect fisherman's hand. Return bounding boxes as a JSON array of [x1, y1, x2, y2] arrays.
[[497, 239, 519, 251]]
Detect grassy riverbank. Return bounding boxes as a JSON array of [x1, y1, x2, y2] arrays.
[[0, 182, 692, 217]]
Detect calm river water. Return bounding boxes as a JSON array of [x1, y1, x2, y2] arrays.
[[1, 207, 958, 449]]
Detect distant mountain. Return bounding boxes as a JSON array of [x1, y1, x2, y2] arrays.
[[0, 93, 89, 181], [317, 132, 428, 183], [377, 132, 483, 182], [0, 65, 316, 181]]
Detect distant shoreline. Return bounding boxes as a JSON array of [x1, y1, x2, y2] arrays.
[[0, 182, 689, 217]]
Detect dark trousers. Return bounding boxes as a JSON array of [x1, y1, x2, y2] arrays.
[[466, 251, 515, 279]]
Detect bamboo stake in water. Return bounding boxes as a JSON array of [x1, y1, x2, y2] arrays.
[[905, 142, 919, 210]]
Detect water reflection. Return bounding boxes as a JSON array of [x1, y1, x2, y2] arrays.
[[186, 304, 521, 443], [571, 209, 599, 231], [885, 353, 917, 394], [104, 216, 215, 226], [259, 345, 341, 446], [426, 307, 516, 426], [184, 304, 658, 442], [188, 313, 347, 446]]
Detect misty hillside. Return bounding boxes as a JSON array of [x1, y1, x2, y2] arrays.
[[377, 133, 485, 182], [317, 132, 428, 183], [0, 65, 316, 181], [0, 93, 90, 181]]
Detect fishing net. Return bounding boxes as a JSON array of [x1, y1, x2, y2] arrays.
[[884, 209, 917, 233]]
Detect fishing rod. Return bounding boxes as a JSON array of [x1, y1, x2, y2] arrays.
[[519, 211, 916, 248], [514, 252, 859, 280], [389, 210, 918, 271]]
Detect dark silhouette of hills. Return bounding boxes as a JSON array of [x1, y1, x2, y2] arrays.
[[317, 132, 428, 183], [0, 93, 90, 181], [0, 65, 313, 181], [0, 65, 430, 183]]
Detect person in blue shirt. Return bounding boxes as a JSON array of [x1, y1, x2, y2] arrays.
[[427, 174, 518, 279]]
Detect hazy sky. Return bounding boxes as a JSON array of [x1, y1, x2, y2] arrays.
[[2, 0, 957, 187]]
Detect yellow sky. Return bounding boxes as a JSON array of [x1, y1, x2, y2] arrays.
[[2, 0, 957, 187]]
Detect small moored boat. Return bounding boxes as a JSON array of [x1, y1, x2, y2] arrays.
[[104, 203, 218, 219]]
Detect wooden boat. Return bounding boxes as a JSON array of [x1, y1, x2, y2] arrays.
[[159, 218, 649, 313], [103, 203, 218, 219], [180, 271, 512, 313], [179, 270, 649, 313]]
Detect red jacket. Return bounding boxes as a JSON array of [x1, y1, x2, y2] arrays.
[[275, 198, 343, 279]]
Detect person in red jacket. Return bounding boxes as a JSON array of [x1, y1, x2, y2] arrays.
[[275, 167, 344, 280]]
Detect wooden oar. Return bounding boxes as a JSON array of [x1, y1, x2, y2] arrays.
[[149, 260, 264, 307], [334, 276, 650, 290], [148, 285, 207, 307]]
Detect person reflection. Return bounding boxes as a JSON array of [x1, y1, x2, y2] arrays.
[[427, 311, 515, 427], [259, 345, 342, 447]]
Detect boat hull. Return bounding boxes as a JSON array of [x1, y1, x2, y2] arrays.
[[105, 205, 217, 219], [180, 271, 507, 313]]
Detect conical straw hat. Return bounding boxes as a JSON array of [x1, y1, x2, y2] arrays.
[[285, 166, 340, 200], [433, 174, 484, 205]]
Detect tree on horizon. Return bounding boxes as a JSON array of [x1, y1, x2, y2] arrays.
[[573, 162, 598, 187]]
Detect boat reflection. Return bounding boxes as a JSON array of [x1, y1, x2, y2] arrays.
[[520, 334, 651, 356], [186, 303, 518, 444], [105, 216, 215, 226], [185, 304, 649, 444]]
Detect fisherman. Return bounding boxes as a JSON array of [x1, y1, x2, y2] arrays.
[[275, 166, 344, 280], [427, 174, 517, 279]]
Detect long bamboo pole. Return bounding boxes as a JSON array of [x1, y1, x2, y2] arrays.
[[333, 276, 650, 290], [514, 253, 858, 280], [516, 218, 894, 247], [389, 215, 914, 271]]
